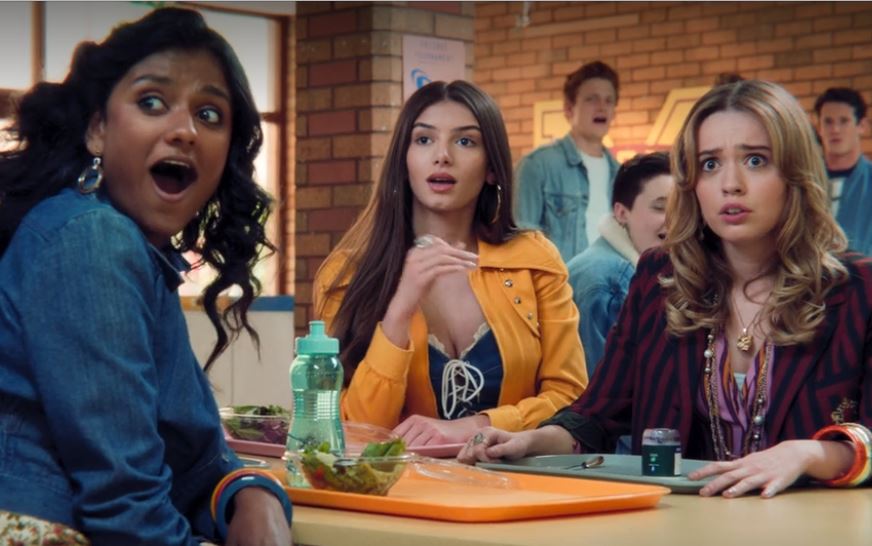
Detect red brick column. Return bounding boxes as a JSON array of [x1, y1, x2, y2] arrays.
[[293, 2, 474, 336]]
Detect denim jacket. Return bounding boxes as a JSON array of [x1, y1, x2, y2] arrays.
[[0, 189, 241, 545], [833, 155, 872, 256], [567, 216, 638, 376], [515, 133, 620, 262]]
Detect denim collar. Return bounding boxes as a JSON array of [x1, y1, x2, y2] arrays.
[[827, 154, 871, 179], [91, 187, 191, 290], [148, 245, 191, 291], [558, 132, 616, 169], [558, 133, 585, 167]]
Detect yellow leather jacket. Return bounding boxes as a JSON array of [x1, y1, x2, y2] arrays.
[[314, 231, 588, 431]]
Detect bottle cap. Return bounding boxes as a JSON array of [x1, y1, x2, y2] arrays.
[[642, 428, 681, 445], [295, 320, 339, 355]]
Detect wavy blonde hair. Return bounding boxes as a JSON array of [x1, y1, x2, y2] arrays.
[[662, 80, 848, 344]]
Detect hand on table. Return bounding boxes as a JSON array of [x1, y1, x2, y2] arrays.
[[226, 486, 293, 546], [690, 439, 840, 498], [394, 413, 489, 446], [456, 427, 537, 464]]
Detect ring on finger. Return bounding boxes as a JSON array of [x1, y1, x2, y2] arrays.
[[414, 235, 435, 249], [472, 432, 485, 445]]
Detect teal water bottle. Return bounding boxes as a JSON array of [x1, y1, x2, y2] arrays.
[[286, 321, 346, 487]]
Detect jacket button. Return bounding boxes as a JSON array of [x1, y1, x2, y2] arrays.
[[527, 312, 533, 320], [504, 279, 513, 287], [514, 296, 521, 304]]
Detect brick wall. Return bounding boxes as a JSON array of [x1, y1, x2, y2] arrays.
[[293, 1, 474, 336], [473, 1, 872, 163]]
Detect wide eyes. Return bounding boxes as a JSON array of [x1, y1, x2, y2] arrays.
[[701, 158, 718, 171], [699, 154, 767, 171], [138, 94, 224, 126], [746, 154, 767, 168], [197, 107, 223, 125], [138, 95, 167, 114]]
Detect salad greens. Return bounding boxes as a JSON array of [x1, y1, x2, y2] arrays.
[[299, 439, 407, 495], [221, 405, 290, 444]]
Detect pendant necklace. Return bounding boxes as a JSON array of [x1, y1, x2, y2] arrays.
[[732, 294, 764, 353]]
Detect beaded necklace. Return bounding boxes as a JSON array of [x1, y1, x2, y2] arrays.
[[702, 328, 772, 460]]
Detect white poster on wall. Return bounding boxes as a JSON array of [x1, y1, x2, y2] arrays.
[[402, 35, 466, 101]]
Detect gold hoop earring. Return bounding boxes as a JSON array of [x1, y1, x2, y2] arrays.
[[490, 184, 502, 225], [77, 156, 104, 194]]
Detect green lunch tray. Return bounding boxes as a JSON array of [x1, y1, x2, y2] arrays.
[[478, 454, 713, 494]]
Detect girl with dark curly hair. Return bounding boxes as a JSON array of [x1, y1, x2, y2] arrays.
[[0, 8, 291, 545]]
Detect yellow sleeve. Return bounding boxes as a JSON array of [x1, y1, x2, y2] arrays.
[[481, 237, 588, 431], [313, 254, 415, 429]]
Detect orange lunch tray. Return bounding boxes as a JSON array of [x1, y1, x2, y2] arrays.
[[280, 470, 669, 522]]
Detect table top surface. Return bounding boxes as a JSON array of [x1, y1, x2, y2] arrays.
[[262, 456, 872, 546]]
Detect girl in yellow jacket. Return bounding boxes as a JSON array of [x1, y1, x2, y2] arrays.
[[314, 80, 588, 447]]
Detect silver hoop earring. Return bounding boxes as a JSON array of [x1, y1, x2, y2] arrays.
[[77, 156, 104, 194]]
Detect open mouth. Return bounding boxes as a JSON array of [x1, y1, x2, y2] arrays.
[[593, 116, 608, 124], [150, 159, 197, 195], [427, 175, 456, 191]]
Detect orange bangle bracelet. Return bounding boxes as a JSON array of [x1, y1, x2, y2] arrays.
[[210, 468, 278, 520], [812, 423, 872, 487]]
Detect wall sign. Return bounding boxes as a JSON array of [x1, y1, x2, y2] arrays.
[[402, 34, 466, 101]]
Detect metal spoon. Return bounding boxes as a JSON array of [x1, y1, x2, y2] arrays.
[[566, 455, 605, 471]]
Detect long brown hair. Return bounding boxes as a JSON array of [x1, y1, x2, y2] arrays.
[[317, 80, 518, 381], [662, 80, 847, 344]]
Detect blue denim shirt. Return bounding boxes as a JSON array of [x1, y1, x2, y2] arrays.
[[833, 155, 872, 256], [567, 236, 635, 376], [515, 133, 620, 262], [0, 189, 242, 545]]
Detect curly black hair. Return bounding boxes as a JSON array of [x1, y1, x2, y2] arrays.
[[0, 7, 275, 369]]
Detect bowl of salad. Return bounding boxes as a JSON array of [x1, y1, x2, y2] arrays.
[[220, 405, 291, 445], [292, 438, 409, 496]]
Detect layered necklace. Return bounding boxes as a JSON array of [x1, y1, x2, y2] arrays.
[[702, 327, 773, 461]]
